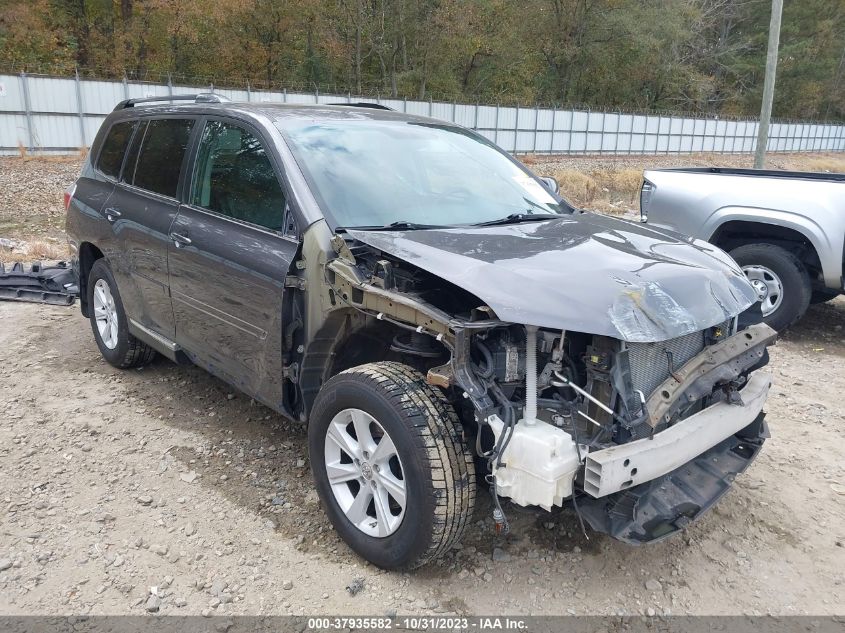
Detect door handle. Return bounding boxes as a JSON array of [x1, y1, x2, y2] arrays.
[[170, 232, 192, 247], [104, 207, 121, 222]]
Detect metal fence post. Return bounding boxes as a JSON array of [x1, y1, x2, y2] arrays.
[[473, 101, 479, 131], [514, 103, 520, 153], [600, 109, 606, 154], [549, 105, 557, 153], [584, 107, 590, 155], [19, 72, 34, 152], [123, 74, 129, 100], [246, 81, 251, 102], [283, 88, 287, 103], [532, 104, 539, 153], [452, 100, 456, 123], [667, 114, 673, 155], [74, 68, 86, 149], [614, 111, 621, 155], [167, 73, 173, 101], [494, 103, 500, 144]]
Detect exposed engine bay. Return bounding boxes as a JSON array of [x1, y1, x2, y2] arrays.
[[311, 229, 776, 544]]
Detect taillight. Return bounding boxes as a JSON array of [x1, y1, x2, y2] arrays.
[[64, 183, 77, 211], [639, 179, 654, 222]]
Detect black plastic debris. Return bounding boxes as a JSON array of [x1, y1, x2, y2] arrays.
[[0, 261, 78, 306]]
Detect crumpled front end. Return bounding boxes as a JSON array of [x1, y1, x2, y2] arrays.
[[319, 229, 776, 544]]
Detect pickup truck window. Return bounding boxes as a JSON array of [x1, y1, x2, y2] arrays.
[[132, 118, 194, 198], [96, 121, 136, 179], [191, 120, 285, 231]]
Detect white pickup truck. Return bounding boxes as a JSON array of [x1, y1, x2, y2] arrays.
[[640, 167, 845, 330]]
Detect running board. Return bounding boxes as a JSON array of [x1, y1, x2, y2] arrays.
[[576, 413, 768, 545], [128, 319, 190, 364]]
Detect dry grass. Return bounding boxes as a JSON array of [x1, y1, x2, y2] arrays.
[[786, 154, 845, 173], [15, 143, 88, 163], [552, 167, 644, 213]]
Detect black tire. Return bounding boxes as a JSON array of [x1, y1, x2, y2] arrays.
[[87, 258, 156, 369], [729, 243, 811, 332], [308, 361, 476, 570]]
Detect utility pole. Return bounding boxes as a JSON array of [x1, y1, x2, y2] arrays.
[[754, 0, 784, 169]]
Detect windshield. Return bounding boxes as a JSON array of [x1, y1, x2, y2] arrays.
[[279, 119, 572, 229]]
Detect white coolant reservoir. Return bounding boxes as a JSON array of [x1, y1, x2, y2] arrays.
[[487, 415, 582, 511]]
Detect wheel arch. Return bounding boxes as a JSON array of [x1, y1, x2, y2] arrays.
[[78, 242, 105, 317], [709, 217, 824, 282]]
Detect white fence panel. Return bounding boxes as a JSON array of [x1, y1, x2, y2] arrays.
[[1, 72, 843, 155]]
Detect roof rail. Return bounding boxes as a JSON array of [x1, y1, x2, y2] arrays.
[[327, 102, 394, 111], [113, 93, 230, 111]]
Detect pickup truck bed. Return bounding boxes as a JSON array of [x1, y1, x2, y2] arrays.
[[640, 166, 845, 330]]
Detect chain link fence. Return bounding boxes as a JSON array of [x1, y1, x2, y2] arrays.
[[1, 71, 843, 156]]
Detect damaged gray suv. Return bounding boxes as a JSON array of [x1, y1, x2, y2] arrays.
[[66, 94, 775, 570]]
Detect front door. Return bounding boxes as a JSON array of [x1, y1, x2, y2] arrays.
[[167, 118, 299, 409]]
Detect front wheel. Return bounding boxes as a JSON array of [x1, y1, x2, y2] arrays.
[[308, 362, 476, 570], [730, 242, 811, 332]]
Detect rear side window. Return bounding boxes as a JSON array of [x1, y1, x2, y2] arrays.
[[96, 121, 135, 179], [191, 120, 285, 231], [132, 118, 194, 198]]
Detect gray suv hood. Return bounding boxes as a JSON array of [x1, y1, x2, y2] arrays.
[[346, 212, 757, 343]]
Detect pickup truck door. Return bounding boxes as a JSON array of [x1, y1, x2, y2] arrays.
[[167, 117, 299, 409]]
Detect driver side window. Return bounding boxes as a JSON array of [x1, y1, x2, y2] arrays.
[[191, 120, 287, 232]]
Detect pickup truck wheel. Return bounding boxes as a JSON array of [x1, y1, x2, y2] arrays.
[[730, 243, 811, 331], [87, 259, 156, 369], [308, 361, 476, 570]]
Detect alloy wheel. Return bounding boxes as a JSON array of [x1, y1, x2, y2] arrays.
[[93, 278, 119, 349], [323, 408, 407, 537]]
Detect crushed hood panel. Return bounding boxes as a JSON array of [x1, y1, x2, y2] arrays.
[[346, 213, 757, 342]]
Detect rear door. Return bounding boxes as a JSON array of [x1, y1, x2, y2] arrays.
[[167, 117, 299, 408], [102, 117, 196, 337]]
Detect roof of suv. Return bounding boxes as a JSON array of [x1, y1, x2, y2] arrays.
[[114, 101, 442, 129]]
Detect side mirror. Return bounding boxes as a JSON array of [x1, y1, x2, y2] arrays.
[[540, 176, 559, 195]]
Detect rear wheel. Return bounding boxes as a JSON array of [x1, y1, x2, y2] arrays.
[[730, 243, 811, 332], [87, 259, 156, 368], [308, 361, 476, 570]]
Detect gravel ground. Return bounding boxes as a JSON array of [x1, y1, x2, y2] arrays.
[[0, 154, 844, 617], [0, 299, 843, 617], [0, 158, 79, 243]]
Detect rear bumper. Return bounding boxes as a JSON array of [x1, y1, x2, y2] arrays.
[[583, 370, 771, 498], [578, 410, 769, 544]]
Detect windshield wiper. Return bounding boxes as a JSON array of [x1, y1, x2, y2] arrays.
[[473, 212, 559, 227], [338, 220, 446, 231]]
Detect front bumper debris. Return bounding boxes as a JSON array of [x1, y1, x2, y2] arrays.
[[584, 370, 771, 497], [577, 411, 769, 544], [0, 261, 78, 306]]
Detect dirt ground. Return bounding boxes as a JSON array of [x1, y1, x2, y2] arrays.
[[0, 154, 844, 617]]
